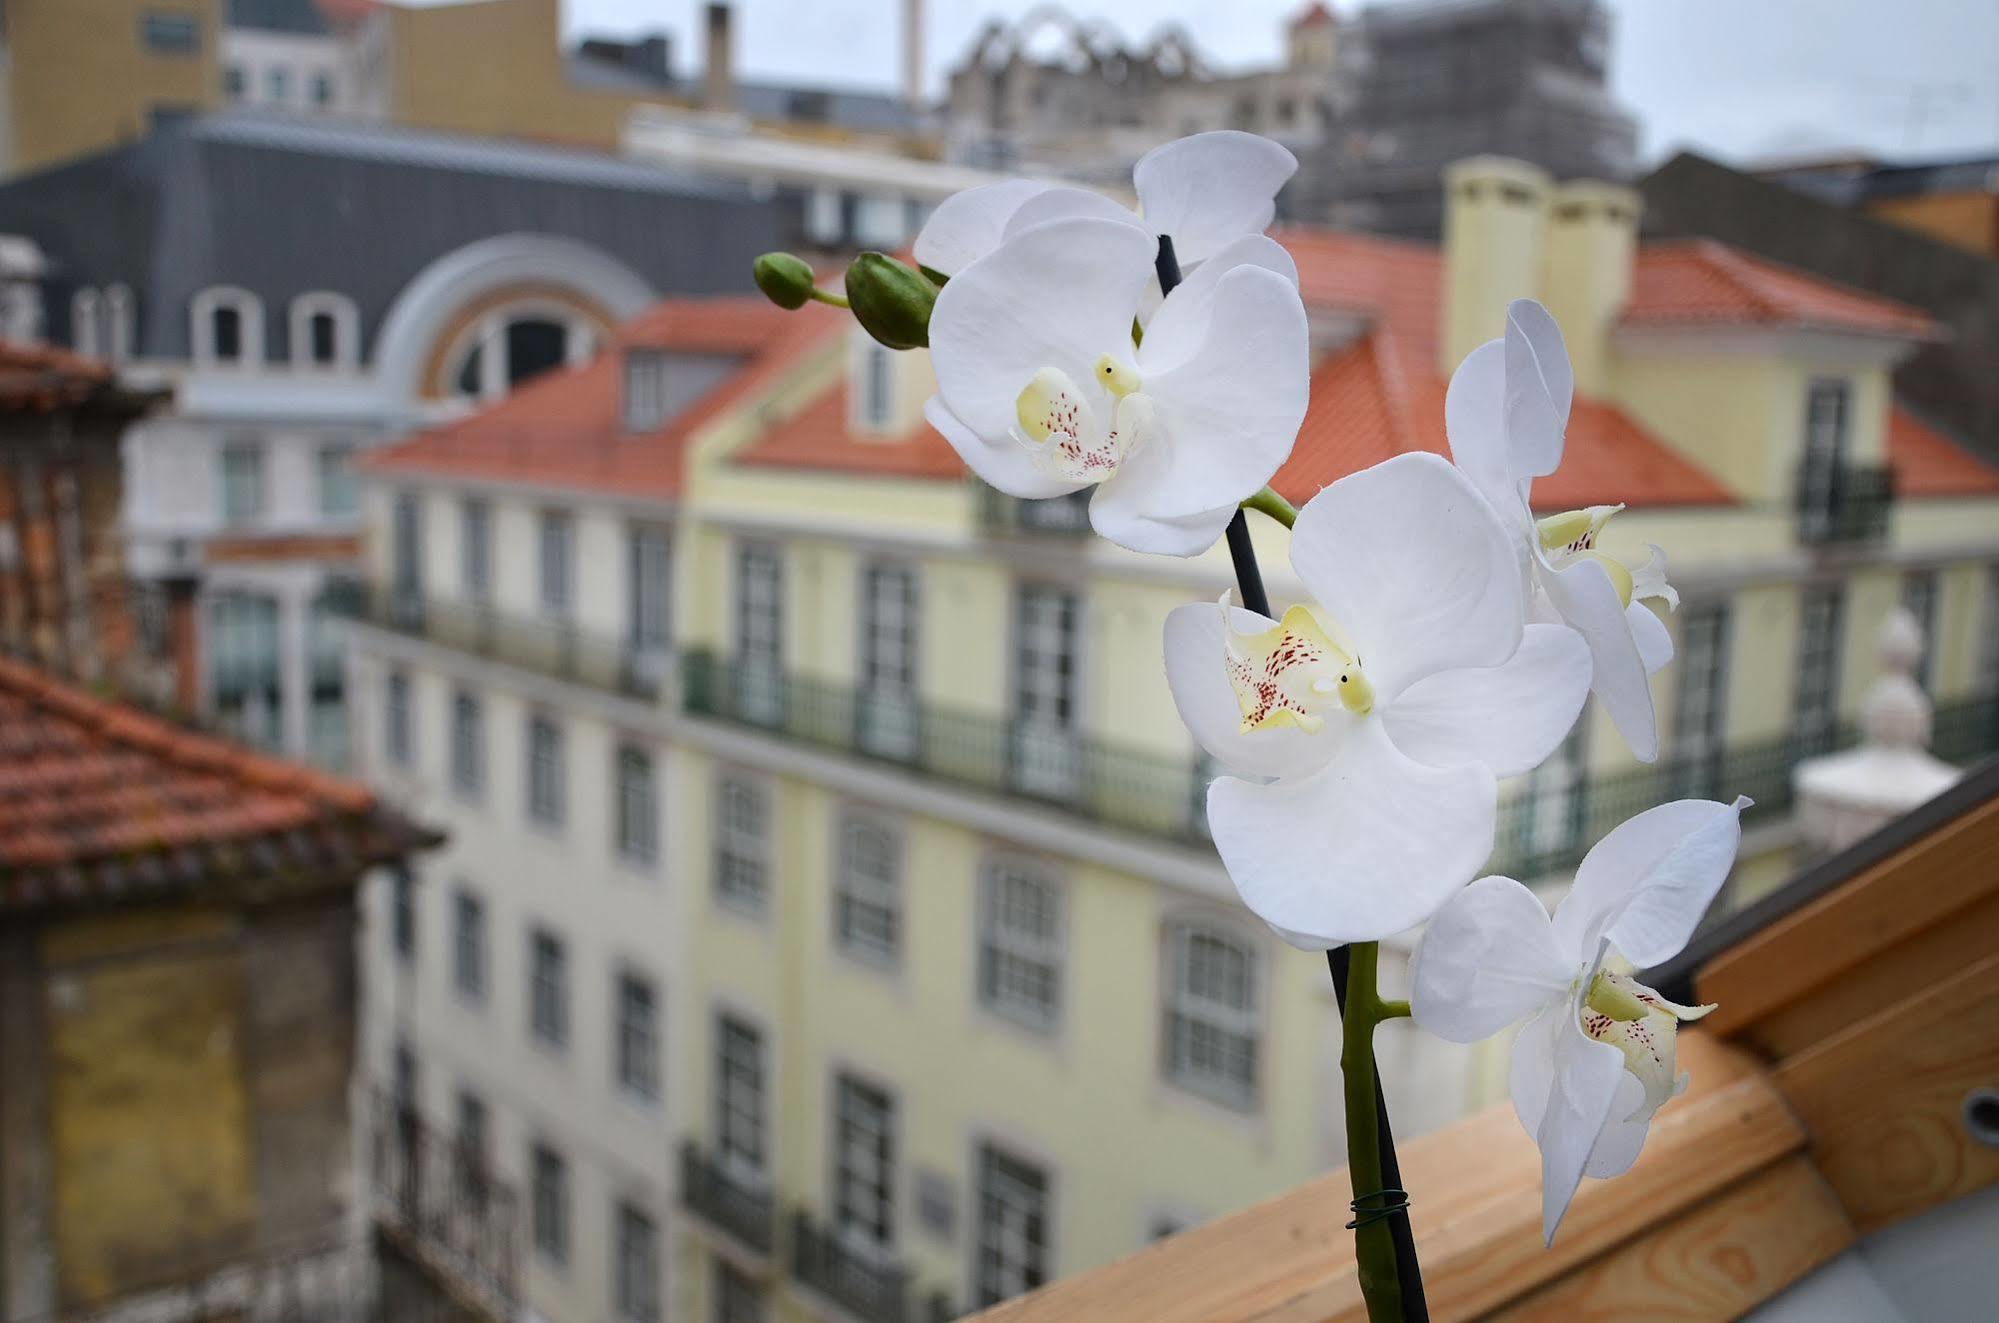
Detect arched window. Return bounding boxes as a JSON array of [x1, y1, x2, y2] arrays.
[[71, 288, 102, 356], [191, 287, 264, 368], [290, 292, 358, 371], [1162, 919, 1261, 1109], [442, 303, 598, 402]]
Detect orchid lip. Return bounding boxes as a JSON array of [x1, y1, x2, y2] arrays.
[[1221, 598, 1375, 733], [1013, 361, 1151, 486]]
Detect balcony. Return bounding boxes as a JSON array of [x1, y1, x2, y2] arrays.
[[681, 650, 1211, 842], [368, 1092, 521, 1320], [343, 584, 669, 703], [680, 1141, 776, 1257], [1796, 459, 1893, 544], [976, 484, 1095, 536], [790, 1212, 957, 1323]]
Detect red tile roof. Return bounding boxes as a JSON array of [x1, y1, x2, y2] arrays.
[[1623, 240, 1936, 339], [1889, 408, 1999, 498], [0, 659, 432, 911], [0, 338, 112, 412], [733, 382, 963, 479], [364, 296, 836, 500]]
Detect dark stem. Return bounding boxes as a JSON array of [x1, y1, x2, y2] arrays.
[[1156, 232, 1428, 1321]]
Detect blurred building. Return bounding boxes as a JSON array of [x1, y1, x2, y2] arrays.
[[339, 157, 1999, 1322], [1642, 150, 1999, 471], [940, 4, 1346, 185], [1304, 0, 1640, 236], [0, 108, 784, 767], [0, 337, 441, 1323], [1756, 152, 1999, 258]]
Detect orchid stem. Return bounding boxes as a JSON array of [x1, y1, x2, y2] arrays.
[[1379, 999, 1412, 1020], [1242, 485, 1297, 529], [1343, 941, 1406, 1322], [806, 287, 850, 308]]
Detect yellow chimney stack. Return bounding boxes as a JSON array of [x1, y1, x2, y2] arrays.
[[1541, 179, 1642, 397], [1439, 156, 1552, 376]]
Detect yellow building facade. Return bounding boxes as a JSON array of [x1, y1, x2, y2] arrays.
[[349, 160, 1999, 1322]]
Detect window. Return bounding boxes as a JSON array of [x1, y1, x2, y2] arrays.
[[616, 971, 660, 1101], [526, 715, 566, 827], [460, 499, 491, 601], [1012, 585, 1081, 796], [614, 1203, 661, 1323], [529, 926, 568, 1048], [385, 668, 412, 767], [453, 888, 486, 1001], [224, 64, 248, 99], [834, 813, 901, 967], [208, 592, 281, 747], [311, 70, 335, 107], [716, 1014, 766, 1173], [140, 11, 201, 54], [267, 66, 291, 103], [714, 1262, 767, 1323], [975, 1145, 1051, 1308], [714, 773, 768, 915], [195, 288, 260, 367], [392, 492, 423, 598], [1798, 379, 1849, 538], [629, 524, 671, 659], [832, 1075, 895, 1247], [290, 294, 356, 370], [308, 312, 338, 364], [1981, 567, 1999, 695], [451, 689, 484, 797], [615, 744, 658, 865], [538, 511, 573, 615], [531, 1143, 569, 1266], [624, 349, 668, 432], [736, 543, 785, 724], [1902, 570, 1939, 692], [1671, 603, 1731, 799], [978, 857, 1063, 1033], [390, 866, 416, 963], [71, 289, 102, 356], [318, 443, 358, 516], [213, 305, 243, 361], [860, 562, 918, 697], [1163, 922, 1261, 1110], [860, 343, 893, 428], [1793, 584, 1845, 751], [455, 1090, 489, 1209], [219, 441, 264, 522]]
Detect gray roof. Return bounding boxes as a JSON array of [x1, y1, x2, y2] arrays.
[[0, 110, 792, 364], [563, 52, 919, 136], [228, 0, 330, 35]]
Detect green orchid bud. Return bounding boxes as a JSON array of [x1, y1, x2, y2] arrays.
[[845, 252, 936, 350], [752, 252, 817, 311]]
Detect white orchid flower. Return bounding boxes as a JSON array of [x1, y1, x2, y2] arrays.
[[1445, 299, 1680, 762], [1409, 796, 1749, 1244], [1163, 454, 1593, 944], [912, 130, 1298, 278], [927, 216, 1308, 556]]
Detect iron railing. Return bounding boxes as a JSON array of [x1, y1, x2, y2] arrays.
[[679, 1142, 776, 1256], [1796, 460, 1894, 544], [342, 585, 669, 703], [368, 1092, 521, 1320], [790, 1212, 922, 1323], [976, 485, 1095, 536]]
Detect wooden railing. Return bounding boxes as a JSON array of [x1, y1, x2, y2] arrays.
[[970, 760, 1999, 1320]]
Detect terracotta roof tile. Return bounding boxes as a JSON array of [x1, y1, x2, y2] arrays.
[[733, 382, 964, 479], [0, 338, 116, 412], [1623, 240, 1936, 338], [1889, 407, 1999, 498], [0, 659, 430, 910], [364, 296, 836, 500]]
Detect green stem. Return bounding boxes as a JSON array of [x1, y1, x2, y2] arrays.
[[1343, 941, 1406, 1322], [1241, 485, 1297, 529], [806, 287, 850, 308]]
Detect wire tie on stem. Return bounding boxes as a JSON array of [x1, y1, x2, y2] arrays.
[[1345, 1187, 1410, 1231]]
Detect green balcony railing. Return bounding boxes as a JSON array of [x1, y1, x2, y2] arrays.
[[976, 484, 1096, 536], [342, 585, 670, 704], [1796, 460, 1894, 545]]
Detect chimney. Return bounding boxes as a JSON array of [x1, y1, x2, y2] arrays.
[[161, 571, 202, 716], [1540, 180, 1641, 397], [904, 0, 925, 112], [703, 3, 734, 112], [1439, 156, 1551, 376]]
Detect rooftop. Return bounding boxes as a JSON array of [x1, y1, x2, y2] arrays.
[[0, 339, 161, 415], [0, 659, 433, 912]]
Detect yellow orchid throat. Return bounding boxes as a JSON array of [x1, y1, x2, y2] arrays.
[[1222, 601, 1375, 733], [1537, 504, 1635, 607], [1014, 358, 1152, 484]]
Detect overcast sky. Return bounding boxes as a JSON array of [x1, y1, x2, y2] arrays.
[[450, 0, 1999, 166]]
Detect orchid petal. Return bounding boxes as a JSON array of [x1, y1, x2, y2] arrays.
[[1509, 1002, 1628, 1245], [1383, 623, 1591, 777], [1444, 339, 1524, 520], [1409, 875, 1571, 1043], [1581, 1072, 1651, 1179], [1504, 300, 1572, 478], [1207, 718, 1497, 945], [1137, 234, 1299, 376], [1628, 600, 1673, 674], [923, 397, 1076, 500], [1119, 264, 1310, 520], [1089, 481, 1236, 557], [929, 217, 1156, 449], [1163, 602, 1344, 783], [1538, 550, 1659, 763], [1553, 796, 1749, 967], [912, 179, 1056, 275], [1001, 186, 1143, 244], [1133, 131, 1298, 265], [1290, 453, 1524, 701]]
